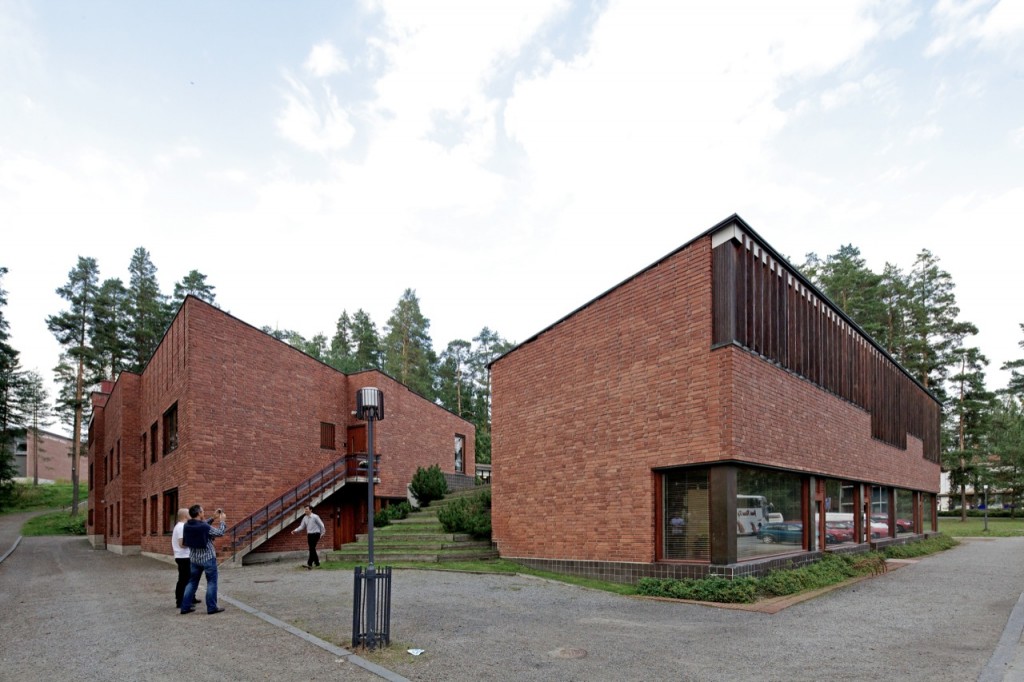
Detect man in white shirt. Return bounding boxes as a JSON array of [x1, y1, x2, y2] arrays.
[[292, 504, 326, 569], [171, 508, 199, 609]]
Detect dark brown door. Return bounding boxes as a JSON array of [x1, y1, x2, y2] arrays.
[[335, 504, 356, 548], [347, 425, 366, 454]]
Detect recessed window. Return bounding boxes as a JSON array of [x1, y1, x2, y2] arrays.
[[162, 403, 179, 455], [162, 489, 178, 534], [116, 439, 121, 477], [321, 422, 336, 450], [454, 434, 466, 474], [150, 423, 158, 464], [150, 494, 158, 536], [141, 433, 147, 470]]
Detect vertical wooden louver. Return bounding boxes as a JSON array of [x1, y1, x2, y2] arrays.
[[712, 225, 940, 463]]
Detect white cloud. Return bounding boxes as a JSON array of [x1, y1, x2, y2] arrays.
[[1011, 125, 1024, 147], [155, 141, 203, 170], [304, 41, 349, 78], [907, 123, 942, 142], [276, 75, 356, 153], [926, 0, 1024, 56]]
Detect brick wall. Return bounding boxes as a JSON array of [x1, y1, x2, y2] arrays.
[[492, 239, 717, 564], [727, 348, 939, 491], [492, 233, 939, 566], [89, 296, 474, 560]]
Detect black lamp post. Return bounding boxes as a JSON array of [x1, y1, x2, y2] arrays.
[[355, 387, 384, 648]]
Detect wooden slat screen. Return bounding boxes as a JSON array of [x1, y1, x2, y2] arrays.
[[712, 234, 940, 463]]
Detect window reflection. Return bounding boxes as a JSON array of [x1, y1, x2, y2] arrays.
[[737, 467, 803, 560], [662, 468, 709, 561]]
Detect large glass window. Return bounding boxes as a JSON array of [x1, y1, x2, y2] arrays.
[[662, 468, 710, 561], [896, 489, 914, 533], [455, 434, 466, 474], [870, 485, 891, 537], [738, 467, 803, 560], [822, 479, 858, 545], [922, 493, 935, 531]]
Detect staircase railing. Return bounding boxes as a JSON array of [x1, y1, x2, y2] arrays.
[[225, 453, 380, 560]]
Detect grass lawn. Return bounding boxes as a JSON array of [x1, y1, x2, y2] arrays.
[[938, 516, 1024, 537], [1, 481, 76, 513]]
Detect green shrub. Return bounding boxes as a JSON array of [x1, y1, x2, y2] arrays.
[[373, 501, 415, 528], [882, 534, 956, 558], [437, 489, 491, 539], [758, 554, 860, 597], [409, 464, 448, 507], [636, 576, 758, 604]]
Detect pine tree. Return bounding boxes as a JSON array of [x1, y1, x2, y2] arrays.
[[171, 269, 217, 310], [92, 277, 130, 381], [0, 267, 23, 500], [125, 247, 170, 373], [383, 289, 436, 398], [46, 256, 101, 515], [991, 396, 1024, 518], [437, 339, 474, 418], [350, 310, 382, 372], [944, 346, 995, 520], [877, 262, 911, 361], [903, 250, 978, 400], [805, 245, 886, 341], [15, 370, 53, 486], [1002, 323, 1024, 399], [468, 327, 514, 464], [327, 311, 355, 372]]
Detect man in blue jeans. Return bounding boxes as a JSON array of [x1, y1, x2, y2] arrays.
[[181, 504, 227, 615]]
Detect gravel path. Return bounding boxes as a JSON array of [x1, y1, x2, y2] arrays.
[[2, 521, 1023, 681]]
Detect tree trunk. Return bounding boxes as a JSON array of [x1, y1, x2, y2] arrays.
[[32, 419, 39, 486], [71, 355, 83, 516]]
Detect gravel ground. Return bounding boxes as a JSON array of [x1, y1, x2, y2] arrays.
[[2, 520, 1023, 682]]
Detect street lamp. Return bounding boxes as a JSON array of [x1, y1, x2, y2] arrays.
[[984, 484, 989, 533], [355, 387, 384, 649]]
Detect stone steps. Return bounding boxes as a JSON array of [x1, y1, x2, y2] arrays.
[[326, 484, 495, 564]]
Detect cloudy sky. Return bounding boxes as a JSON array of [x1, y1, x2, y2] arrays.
[[3, 0, 1023, 419]]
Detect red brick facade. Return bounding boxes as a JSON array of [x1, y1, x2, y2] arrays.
[[491, 216, 940, 579], [12, 429, 75, 483], [87, 297, 474, 561]]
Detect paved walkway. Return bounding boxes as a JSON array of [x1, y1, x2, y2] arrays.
[[2, 513, 1024, 681]]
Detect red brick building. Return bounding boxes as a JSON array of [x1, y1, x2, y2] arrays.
[[86, 297, 474, 564], [490, 215, 941, 582], [12, 428, 74, 483]]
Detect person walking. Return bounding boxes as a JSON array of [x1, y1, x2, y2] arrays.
[[181, 504, 227, 615], [292, 504, 326, 569], [171, 508, 200, 609]]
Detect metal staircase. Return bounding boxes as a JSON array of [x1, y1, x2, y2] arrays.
[[221, 453, 379, 565]]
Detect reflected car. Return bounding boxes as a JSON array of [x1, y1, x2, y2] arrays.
[[757, 522, 804, 544], [824, 521, 855, 543], [872, 515, 913, 534]]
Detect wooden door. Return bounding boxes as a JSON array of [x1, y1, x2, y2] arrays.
[[347, 425, 366, 454], [335, 504, 356, 548]]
